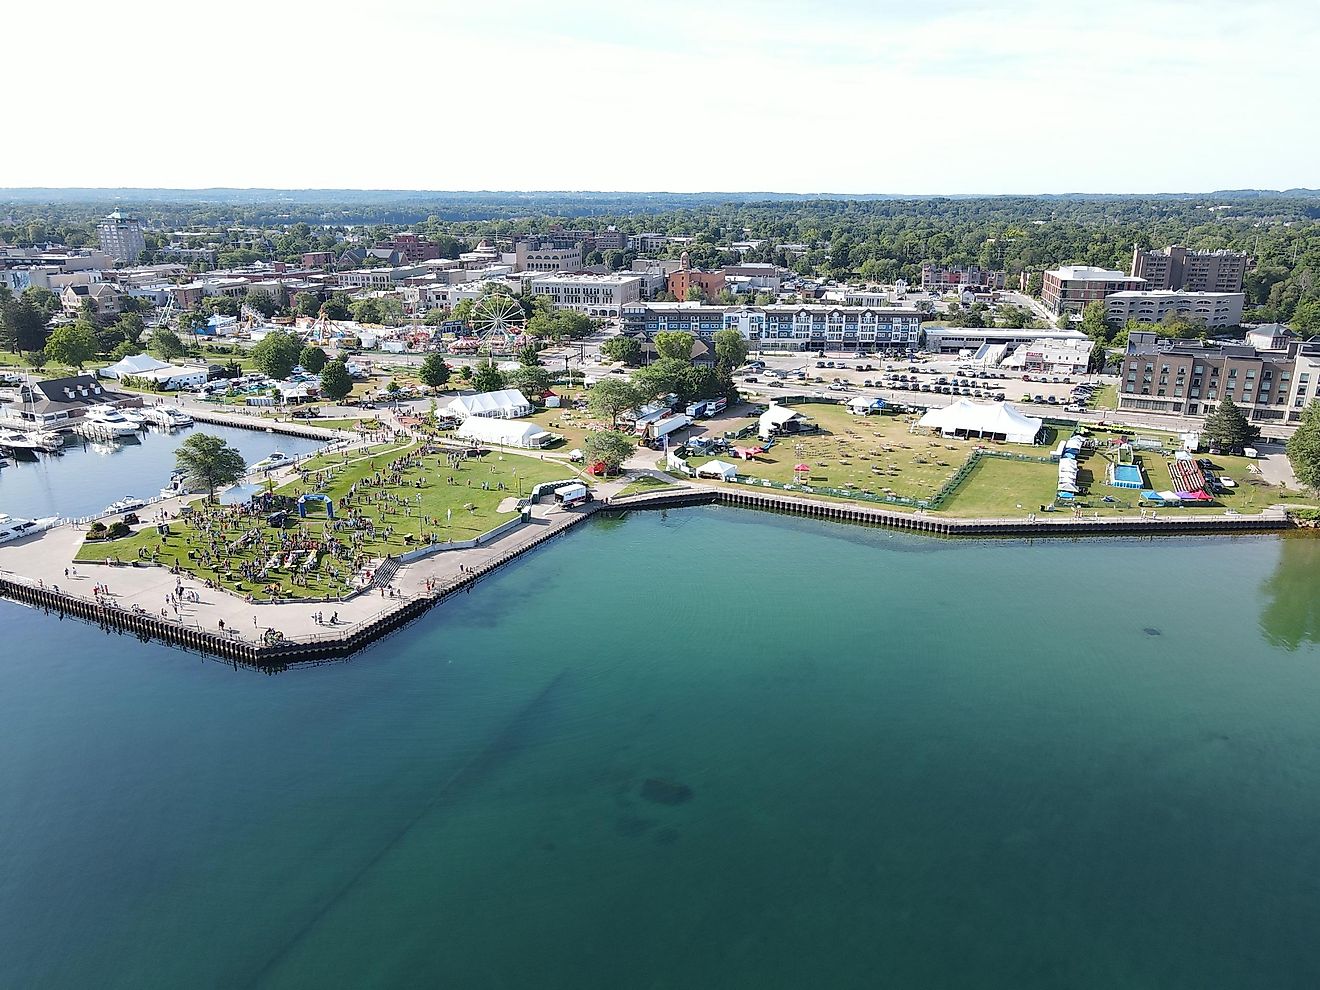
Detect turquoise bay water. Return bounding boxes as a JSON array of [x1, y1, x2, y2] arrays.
[[0, 423, 324, 521], [4, 508, 1320, 988]]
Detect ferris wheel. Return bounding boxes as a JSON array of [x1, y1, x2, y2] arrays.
[[469, 294, 526, 347]]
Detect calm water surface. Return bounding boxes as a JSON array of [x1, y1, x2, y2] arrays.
[[3, 508, 1320, 989], [0, 423, 324, 520]]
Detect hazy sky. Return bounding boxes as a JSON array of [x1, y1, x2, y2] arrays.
[[6, 0, 1316, 193]]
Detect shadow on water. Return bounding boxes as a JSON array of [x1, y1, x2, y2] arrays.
[[241, 667, 573, 988], [1259, 535, 1320, 650]]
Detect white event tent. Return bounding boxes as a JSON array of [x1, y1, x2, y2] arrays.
[[696, 459, 739, 481], [917, 400, 1043, 444], [455, 416, 551, 449], [101, 354, 171, 379], [446, 388, 533, 419]]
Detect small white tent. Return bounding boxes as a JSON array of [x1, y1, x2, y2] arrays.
[[847, 395, 885, 415], [446, 388, 533, 419], [696, 459, 739, 481], [101, 354, 171, 379], [917, 400, 1042, 444], [455, 416, 551, 449]]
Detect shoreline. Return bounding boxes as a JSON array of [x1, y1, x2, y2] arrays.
[[0, 484, 1298, 668]]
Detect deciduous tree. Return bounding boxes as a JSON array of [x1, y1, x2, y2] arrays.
[[174, 433, 247, 503], [319, 359, 353, 401]]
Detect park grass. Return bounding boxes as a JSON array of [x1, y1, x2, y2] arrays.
[[75, 442, 572, 599], [614, 475, 685, 498], [1089, 383, 1118, 410]]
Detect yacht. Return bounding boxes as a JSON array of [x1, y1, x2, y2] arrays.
[[0, 513, 60, 544], [103, 495, 147, 516], [76, 405, 141, 438], [29, 429, 65, 453], [160, 472, 195, 498], [143, 405, 194, 429], [252, 451, 295, 472], [0, 429, 46, 453]]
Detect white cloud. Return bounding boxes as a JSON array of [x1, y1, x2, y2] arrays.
[[3, 0, 1316, 192]]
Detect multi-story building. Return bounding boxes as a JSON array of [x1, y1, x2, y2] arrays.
[[1117, 331, 1320, 430], [1015, 338, 1094, 375], [921, 264, 1006, 292], [667, 253, 726, 301], [60, 282, 124, 318], [514, 240, 583, 272], [1130, 245, 1248, 293], [96, 211, 146, 264], [529, 274, 642, 316], [1041, 265, 1146, 313], [594, 227, 626, 252], [628, 232, 665, 253], [1104, 291, 1245, 329], [924, 326, 1090, 355], [621, 302, 923, 351]]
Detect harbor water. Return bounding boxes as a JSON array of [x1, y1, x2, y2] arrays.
[[3, 507, 1320, 988], [0, 422, 325, 521]]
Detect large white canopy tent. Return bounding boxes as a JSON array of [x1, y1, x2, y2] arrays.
[[758, 404, 810, 440], [917, 400, 1043, 444], [101, 354, 171, 379], [695, 459, 739, 481], [446, 388, 533, 419], [455, 416, 551, 449]]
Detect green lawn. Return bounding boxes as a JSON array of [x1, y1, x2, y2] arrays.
[[76, 442, 572, 599], [614, 475, 684, 498], [1089, 384, 1118, 410]]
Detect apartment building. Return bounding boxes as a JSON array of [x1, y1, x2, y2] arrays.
[[621, 302, 922, 351], [1105, 290, 1245, 328], [96, 211, 146, 264], [1131, 245, 1248, 293], [668, 266, 726, 301], [1117, 331, 1320, 429], [1041, 265, 1146, 313], [529, 273, 642, 316], [514, 240, 583, 272], [921, 265, 1006, 292]]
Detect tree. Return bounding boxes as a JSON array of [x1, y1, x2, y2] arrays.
[[349, 296, 404, 326], [201, 295, 240, 317], [293, 292, 322, 319], [601, 335, 643, 366], [109, 339, 138, 361], [586, 378, 644, 427], [1056, 311, 1073, 330], [632, 357, 689, 400], [1202, 396, 1257, 453], [1287, 401, 1320, 490], [516, 343, 541, 366], [24, 348, 47, 370], [450, 298, 476, 325], [44, 321, 98, 368], [1080, 301, 1112, 343], [653, 331, 695, 362], [251, 329, 302, 379], [0, 296, 51, 352], [583, 429, 635, 475], [113, 312, 145, 347], [299, 345, 328, 373], [149, 327, 187, 360], [419, 353, 451, 389], [174, 433, 246, 503], [319, 359, 353, 401], [472, 358, 505, 393], [321, 294, 352, 321], [508, 364, 551, 397], [712, 328, 749, 369], [178, 310, 208, 335], [244, 289, 279, 318]]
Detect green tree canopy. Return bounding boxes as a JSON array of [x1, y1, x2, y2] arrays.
[[1286, 400, 1320, 490], [632, 357, 689, 400], [507, 364, 551, 397], [174, 432, 247, 502], [293, 292, 322, 319], [419, 353, 451, 388], [587, 378, 645, 427], [319, 359, 353, 401], [1080, 301, 1113, 343], [600, 335, 643, 366], [712, 328, 749, 369], [1202, 396, 1258, 453], [149, 327, 187, 360], [583, 429, 635, 475], [0, 296, 51, 352], [472, 358, 505, 393], [654, 331, 695, 361], [244, 289, 279, 318], [251, 329, 302, 380], [44, 321, 98, 368], [299, 345, 328, 373]]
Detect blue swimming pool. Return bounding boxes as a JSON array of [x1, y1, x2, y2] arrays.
[[1112, 463, 1144, 488]]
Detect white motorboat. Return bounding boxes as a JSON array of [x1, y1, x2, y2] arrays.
[[160, 472, 195, 498], [252, 451, 295, 472], [76, 405, 142, 438], [143, 405, 194, 429], [103, 495, 147, 515], [29, 429, 65, 453], [0, 513, 60, 544], [0, 429, 45, 453]]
